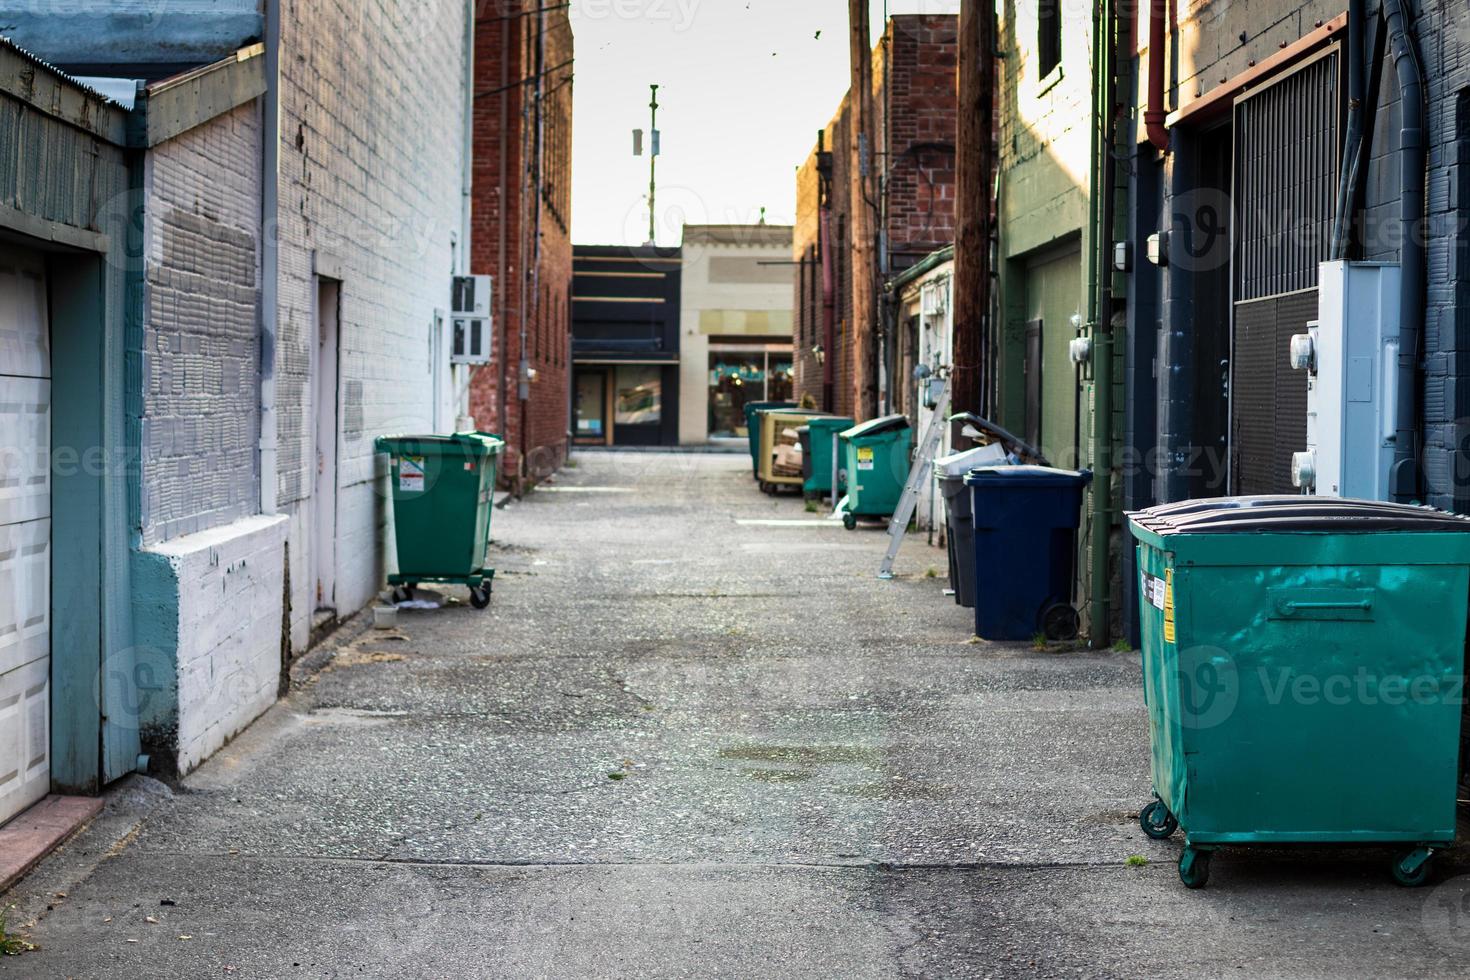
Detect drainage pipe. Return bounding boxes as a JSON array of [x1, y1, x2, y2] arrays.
[[1382, 0, 1426, 502], [1143, 0, 1169, 152], [1329, 0, 1367, 260]]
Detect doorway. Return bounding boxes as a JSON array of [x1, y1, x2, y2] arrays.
[[1022, 246, 1082, 464], [313, 278, 340, 615]]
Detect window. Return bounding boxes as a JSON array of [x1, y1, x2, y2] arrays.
[[707, 346, 794, 437], [614, 366, 662, 425], [1038, 0, 1061, 79]]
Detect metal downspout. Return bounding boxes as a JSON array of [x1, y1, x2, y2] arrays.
[[1382, 0, 1426, 502], [1088, 0, 1118, 646], [1143, 0, 1169, 152], [820, 208, 836, 412], [1329, 0, 1365, 260], [258, 0, 281, 515]]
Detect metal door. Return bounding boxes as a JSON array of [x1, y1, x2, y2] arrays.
[[0, 248, 50, 825]]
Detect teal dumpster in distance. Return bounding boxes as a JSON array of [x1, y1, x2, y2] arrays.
[[1128, 496, 1470, 889], [799, 416, 855, 498], [742, 401, 796, 479], [376, 431, 504, 609], [838, 415, 912, 529]]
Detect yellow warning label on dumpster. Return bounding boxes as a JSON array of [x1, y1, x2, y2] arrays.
[[1162, 568, 1176, 644], [856, 446, 875, 471]]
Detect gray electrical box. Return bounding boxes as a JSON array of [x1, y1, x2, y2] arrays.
[[450, 274, 492, 364], [1290, 261, 1400, 499]]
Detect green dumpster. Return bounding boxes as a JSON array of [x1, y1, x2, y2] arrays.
[[838, 415, 912, 529], [743, 401, 796, 479], [376, 431, 505, 609], [1128, 496, 1470, 889], [799, 416, 854, 499]]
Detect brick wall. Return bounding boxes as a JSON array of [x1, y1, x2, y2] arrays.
[[790, 14, 958, 421], [274, 0, 470, 644], [884, 16, 959, 267], [141, 102, 263, 546], [469, 3, 574, 488]]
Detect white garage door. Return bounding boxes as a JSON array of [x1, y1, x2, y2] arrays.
[[0, 248, 50, 826]]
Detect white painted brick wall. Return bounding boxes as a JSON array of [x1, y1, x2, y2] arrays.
[[142, 102, 264, 545], [273, 0, 469, 646], [141, 514, 288, 775]]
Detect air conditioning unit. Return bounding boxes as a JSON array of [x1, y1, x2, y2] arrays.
[[450, 274, 492, 364], [1289, 261, 1400, 499]]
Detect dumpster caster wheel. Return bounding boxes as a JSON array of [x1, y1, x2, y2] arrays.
[[1391, 848, 1434, 887], [1041, 602, 1080, 641], [1139, 799, 1178, 840], [843, 513, 857, 530], [1178, 847, 1211, 889], [391, 584, 415, 603], [469, 583, 492, 610]]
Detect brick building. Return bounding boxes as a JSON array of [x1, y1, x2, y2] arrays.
[[792, 14, 958, 420], [2, 0, 476, 784], [469, 2, 575, 490]]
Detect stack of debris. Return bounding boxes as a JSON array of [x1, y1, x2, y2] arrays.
[[772, 426, 804, 478]]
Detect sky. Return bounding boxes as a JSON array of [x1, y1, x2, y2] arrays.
[[567, 0, 961, 247]]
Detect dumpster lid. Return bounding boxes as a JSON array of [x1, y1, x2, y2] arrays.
[[963, 465, 1092, 487], [375, 431, 505, 454], [807, 415, 856, 431], [935, 443, 1008, 478], [1128, 496, 1470, 535], [841, 414, 911, 439]]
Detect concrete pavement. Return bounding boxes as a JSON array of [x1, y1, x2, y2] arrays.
[[4, 451, 1470, 978]]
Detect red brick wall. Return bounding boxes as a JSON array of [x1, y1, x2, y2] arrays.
[[469, 3, 574, 490], [885, 16, 959, 266], [790, 15, 957, 421]]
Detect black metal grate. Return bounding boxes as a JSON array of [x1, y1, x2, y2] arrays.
[[1230, 48, 1342, 495], [1234, 50, 1340, 301], [1232, 291, 1316, 495]]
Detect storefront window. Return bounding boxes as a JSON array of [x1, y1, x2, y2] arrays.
[[707, 346, 794, 437], [614, 365, 662, 425], [768, 360, 793, 402], [708, 354, 761, 436]]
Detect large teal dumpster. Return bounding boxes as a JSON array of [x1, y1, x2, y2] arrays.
[[1128, 496, 1470, 889], [376, 432, 504, 609], [742, 401, 797, 479], [838, 415, 912, 529], [799, 416, 854, 498]]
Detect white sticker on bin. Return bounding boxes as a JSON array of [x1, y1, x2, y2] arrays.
[[399, 455, 426, 493], [1141, 571, 1167, 611]]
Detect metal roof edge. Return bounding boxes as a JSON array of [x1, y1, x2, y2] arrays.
[[0, 36, 129, 144]]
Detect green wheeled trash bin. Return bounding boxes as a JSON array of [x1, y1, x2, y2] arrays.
[[1128, 496, 1470, 889], [799, 416, 855, 500], [376, 431, 505, 609], [838, 415, 912, 529], [743, 401, 796, 479]]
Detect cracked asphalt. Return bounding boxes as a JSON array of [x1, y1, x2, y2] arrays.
[[6, 451, 1470, 978]]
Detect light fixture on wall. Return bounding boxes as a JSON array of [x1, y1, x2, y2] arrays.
[[812, 344, 825, 365]]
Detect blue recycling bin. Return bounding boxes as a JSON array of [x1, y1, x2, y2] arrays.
[[965, 466, 1092, 641]]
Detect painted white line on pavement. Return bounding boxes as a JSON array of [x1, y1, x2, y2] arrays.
[[735, 519, 844, 527], [537, 486, 636, 493]]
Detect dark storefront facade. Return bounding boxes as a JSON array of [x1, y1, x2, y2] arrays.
[[571, 245, 683, 447]]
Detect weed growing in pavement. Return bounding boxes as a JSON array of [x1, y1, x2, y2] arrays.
[[1112, 639, 1133, 653], [1126, 855, 1149, 868], [804, 500, 819, 513], [0, 907, 36, 956], [1031, 633, 1048, 651], [924, 566, 939, 578]]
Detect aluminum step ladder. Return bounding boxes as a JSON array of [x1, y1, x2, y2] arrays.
[[878, 379, 951, 579]]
